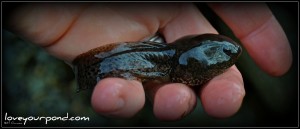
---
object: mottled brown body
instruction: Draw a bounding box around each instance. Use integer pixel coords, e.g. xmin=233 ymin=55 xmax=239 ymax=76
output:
xmin=73 ymin=34 xmax=242 ymax=91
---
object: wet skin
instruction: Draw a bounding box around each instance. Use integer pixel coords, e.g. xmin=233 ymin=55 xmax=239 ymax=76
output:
xmin=73 ymin=33 xmax=242 ymax=91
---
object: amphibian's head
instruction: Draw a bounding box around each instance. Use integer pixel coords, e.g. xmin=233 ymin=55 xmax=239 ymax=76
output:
xmin=171 ymin=34 xmax=242 ymax=86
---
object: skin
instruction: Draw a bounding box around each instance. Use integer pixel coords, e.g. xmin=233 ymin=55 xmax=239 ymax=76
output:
xmin=6 ymin=3 xmax=292 ymax=120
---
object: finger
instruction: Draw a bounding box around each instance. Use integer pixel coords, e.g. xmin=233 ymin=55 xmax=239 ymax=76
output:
xmin=144 ymin=3 xmax=219 ymax=121
xmin=161 ymin=3 xmax=218 ymax=42
xmin=208 ymin=3 xmax=292 ymax=76
xmin=143 ymin=3 xmax=216 ymax=121
xmin=43 ymin=3 xmax=181 ymax=62
xmin=91 ymin=78 xmax=145 ymax=118
xmin=200 ymin=65 xmax=245 ymax=118
xmin=145 ymin=83 xmax=197 ymax=121
xmin=8 ymin=3 xmax=180 ymax=62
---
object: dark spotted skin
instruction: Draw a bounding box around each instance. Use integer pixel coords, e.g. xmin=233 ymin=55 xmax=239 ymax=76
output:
xmin=73 ymin=34 xmax=242 ymax=91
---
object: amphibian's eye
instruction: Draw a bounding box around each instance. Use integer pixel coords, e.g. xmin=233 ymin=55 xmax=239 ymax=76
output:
xmin=223 ymin=47 xmax=234 ymax=56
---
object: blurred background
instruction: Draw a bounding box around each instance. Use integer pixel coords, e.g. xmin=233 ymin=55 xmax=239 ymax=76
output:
xmin=2 ymin=2 xmax=298 ymax=127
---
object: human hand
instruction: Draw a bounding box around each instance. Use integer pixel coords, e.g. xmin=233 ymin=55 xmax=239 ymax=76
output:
xmin=6 ymin=3 xmax=292 ymax=121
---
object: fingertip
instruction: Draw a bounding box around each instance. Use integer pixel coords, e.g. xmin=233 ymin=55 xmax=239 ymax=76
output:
xmin=200 ymin=66 xmax=245 ymax=118
xmin=241 ymin=16 xmax=293 ymax=76
xmin=91 ymin=78 xmax=145 ymax=118
xmin=91 ymin=78 xmax=125 ymax=113
xmin=208 ymin=3 xmax=293 ymax=76
xmin=201 ymin=82 xmax=245 ymax=118
xmin=153 ymin=83 xmax=196 ymax=121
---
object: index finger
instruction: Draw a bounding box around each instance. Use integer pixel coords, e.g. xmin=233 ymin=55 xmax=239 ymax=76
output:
xmin=208 ymin=3 xmax=292 ymax=76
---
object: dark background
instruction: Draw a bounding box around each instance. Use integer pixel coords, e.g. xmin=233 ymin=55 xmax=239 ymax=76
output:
xmin=2 ymin=2 xmax=298 ymax=127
